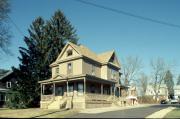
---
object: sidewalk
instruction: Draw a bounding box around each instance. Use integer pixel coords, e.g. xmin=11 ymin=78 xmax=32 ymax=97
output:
xmin=80 ymin=104 xmax=154 ymax=114
xmin=146 ymin=107 xmax=176 ymax=118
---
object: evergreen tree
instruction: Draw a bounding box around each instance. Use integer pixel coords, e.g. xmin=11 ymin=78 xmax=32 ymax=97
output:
xmin=164 ymin=70 xmax=174 ymax=99
xmin=177 ymin=75 xmax=180 ymax=85
xmin=7 ymin=10 xmax=78 ymax=108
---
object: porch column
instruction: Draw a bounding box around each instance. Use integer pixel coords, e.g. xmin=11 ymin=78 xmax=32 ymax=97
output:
xmin=66 ymin=81 xmax=69 ymax=96
xmin=119 ymin=87 xmax=120 ymax=97
xmin=40 ymin=83 xmax=42 ymax=96
xmin=84 ymin=77 xmax=86 ymax=95
xmin=110 ymin=85 xmax=112 ymax=95
xmin=42 ymin=84 xmax=45 ymax=95
xmin=53 ymin=83 xmax=55 ymax=96
xmin=101 ymin=83 xmax=103 ymax=95
xmin=113 ymin=85 xmax=116 ymax=99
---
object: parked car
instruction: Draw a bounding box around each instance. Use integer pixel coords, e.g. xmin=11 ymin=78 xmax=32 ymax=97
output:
xmin=170 ymin=99 xmax=179 ymax=104
xmin=160 ymin=99 xmax=168 ymax=104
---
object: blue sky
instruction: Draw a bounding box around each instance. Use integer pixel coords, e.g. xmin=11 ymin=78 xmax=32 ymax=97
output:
xmin=1 ymin=0 xmax=180 ymax=81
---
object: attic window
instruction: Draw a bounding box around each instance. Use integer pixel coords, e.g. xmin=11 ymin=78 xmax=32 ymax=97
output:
xmin=67 ymin=50 xmax=73 ymax=57
xmin=56 ymin=67 xmax=59 ymax=74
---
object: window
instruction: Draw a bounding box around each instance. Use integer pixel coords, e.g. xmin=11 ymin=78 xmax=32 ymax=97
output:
xmin=111 ymin=69 xmax=116 ymax=80
xmin=78 ymin=83 xmax=84 ymax=95
xmin=56 ymin=67 xmax=59 ymax=74
xmin=67 ymin=63 xmax=72 ymax=74
xmin=67 ymin=50 xmax=73 ymax=57
xmin=6 ymin=82 xmax=11 ymax=88
xmin=91 ymin=65 xmax=95 ymax=75
xmin=0 ymin=94 xmax=5 ymax=101
xmin=55 ymin=86 xmax=63 ymax=96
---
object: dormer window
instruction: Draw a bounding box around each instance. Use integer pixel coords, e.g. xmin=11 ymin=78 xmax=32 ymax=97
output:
xmin=67 ymin=50 xmax=73 ymax=57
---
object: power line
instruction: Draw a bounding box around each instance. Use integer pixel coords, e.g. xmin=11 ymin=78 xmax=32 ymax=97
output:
xmin=75 ymin=0 xmax=180 ymax=29
xmin=7 ymin=15 xmax=25 ymax=37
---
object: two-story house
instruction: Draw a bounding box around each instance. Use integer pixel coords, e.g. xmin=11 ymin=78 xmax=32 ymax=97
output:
xmin=39 ymin=42 xmax=121 ymax=109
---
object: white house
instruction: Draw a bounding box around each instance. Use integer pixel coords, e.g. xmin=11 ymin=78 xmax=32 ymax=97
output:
xmin=174 ymin=85 xmax=180 ymax=99
xmin=145 ymin=84 xmax=168 ymax=101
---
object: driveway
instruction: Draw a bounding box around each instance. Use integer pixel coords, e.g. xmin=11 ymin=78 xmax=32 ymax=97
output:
xmin=67 ymin=104 xmax=178 ymax=118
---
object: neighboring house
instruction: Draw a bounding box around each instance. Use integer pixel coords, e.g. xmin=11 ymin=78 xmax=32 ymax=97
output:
xmin=126 ymin=85 xmax=138 ymax=105
xmin=174 ymin=85 xmax=180 ymax=99
xmin=39 ymin=42 xmax=122 ymax=109
xmin=0 ymin=70 xmax=16 ymax=107
xmin=145 ymin=84 xmax=168 ymax=101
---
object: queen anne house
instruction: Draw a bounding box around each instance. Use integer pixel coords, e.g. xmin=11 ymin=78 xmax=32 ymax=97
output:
xmin=39 ymin=42 xmax=124 ymax=109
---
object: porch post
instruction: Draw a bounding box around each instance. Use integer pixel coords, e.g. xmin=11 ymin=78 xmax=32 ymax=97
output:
xmin=84 ymin=77 xmax=86 ymax=95
xmin=53 ymin=83 xmax=55 ymax=96
xmin=113 ymin=85 xmax=116 ymax=99
xmin=42 ymin=84 xmax=45 ymax=95
xmin=110 ymin=84 xmax=112 ymax=95
xmin=66 ymin=81 xmax=69 ymax=96
xmin=119 ymin=87 xmax=120 ymax=97
xmin=101 ymin=83 xmax=103 ymax=95
xmin=40 ymin=83 xmax=42 ymax=96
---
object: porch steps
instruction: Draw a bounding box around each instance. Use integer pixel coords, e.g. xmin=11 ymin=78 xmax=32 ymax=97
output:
xmin=48 ymin=100 xmax=60 ymax=109
xmin=48 ymin=97 xmax=67 ymax=109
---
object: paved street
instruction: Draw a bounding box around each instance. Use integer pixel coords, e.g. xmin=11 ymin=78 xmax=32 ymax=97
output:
xmin=67 ymin=104 xmax=179 ymax=118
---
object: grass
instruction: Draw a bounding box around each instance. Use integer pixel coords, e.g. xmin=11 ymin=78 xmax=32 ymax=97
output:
xmin=0 ymin=108 xmax=79 ymax=118
xmin=164 ymin=107 xmax=180 ymax=118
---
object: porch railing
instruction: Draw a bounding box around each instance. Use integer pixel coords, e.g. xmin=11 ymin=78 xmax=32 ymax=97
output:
xmin=41 ymin=95 xmax=55 ymax=101
xmin=85 ymin=93 xmax=113 ymax=102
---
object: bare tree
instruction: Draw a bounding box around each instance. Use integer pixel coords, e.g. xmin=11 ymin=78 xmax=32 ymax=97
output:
xmin=150 ymin=58 xmax=171 ymax=101
xmin=122 ymin=56 xmax=143 ymax=86
xmin=0 ymin=0 xmax=11 ymax=53
xmin=139 ymin=73 xmax=148 ymax=96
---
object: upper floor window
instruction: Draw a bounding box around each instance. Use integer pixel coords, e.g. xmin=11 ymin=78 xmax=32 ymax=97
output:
xmin=6 ymin=81 xmax=11 ymax=88
xmin=111 ymin=69 xmax=116 ymax=80
xmin=67 ymin=63 xmax=72 ymax=74
xmin=67 ymin=50 xmax=73 ymax=57
xmin=56 ymin=67 xmax=59 ymax=74
xmin=91 ymin=65 xmax=95 ymax=75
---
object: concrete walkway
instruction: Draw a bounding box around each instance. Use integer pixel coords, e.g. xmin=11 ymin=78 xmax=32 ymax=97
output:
xmin=80 ymin=104 xmax=154 ymax=114
xmin=146 ymin=107 xmax=176 ymax=118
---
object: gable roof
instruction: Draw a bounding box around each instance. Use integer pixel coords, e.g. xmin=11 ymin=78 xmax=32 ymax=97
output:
xmin=52 ymin=42 xmax=120 ymax=68
xmin=98 ymin=50 xmax=114 ymax=63
xmin=0 ymin=70 xmax=13 ymax=80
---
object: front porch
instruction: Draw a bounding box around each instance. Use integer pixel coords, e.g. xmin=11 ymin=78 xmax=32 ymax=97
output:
xmin=40 ymin=75 xmax=116 ymax=109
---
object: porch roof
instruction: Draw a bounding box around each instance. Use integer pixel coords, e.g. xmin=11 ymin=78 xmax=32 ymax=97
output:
xmin=38 ymin=74 xmax=116 ymax=85
xmin=0 ymin=88 xmax=8 ymax=93
xmin=86 ymin=74 xmax=116 ymax=84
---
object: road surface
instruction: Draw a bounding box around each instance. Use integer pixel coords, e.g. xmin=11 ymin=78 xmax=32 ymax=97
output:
xmin=67 ymin=104 xmax=179 ymax=118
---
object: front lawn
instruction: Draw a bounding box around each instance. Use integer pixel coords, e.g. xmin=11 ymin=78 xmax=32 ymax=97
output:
xmin=164 ymin=107 xmax=180 ymax=118
xmin=0 ymin=108 xmax=79 ymax=118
